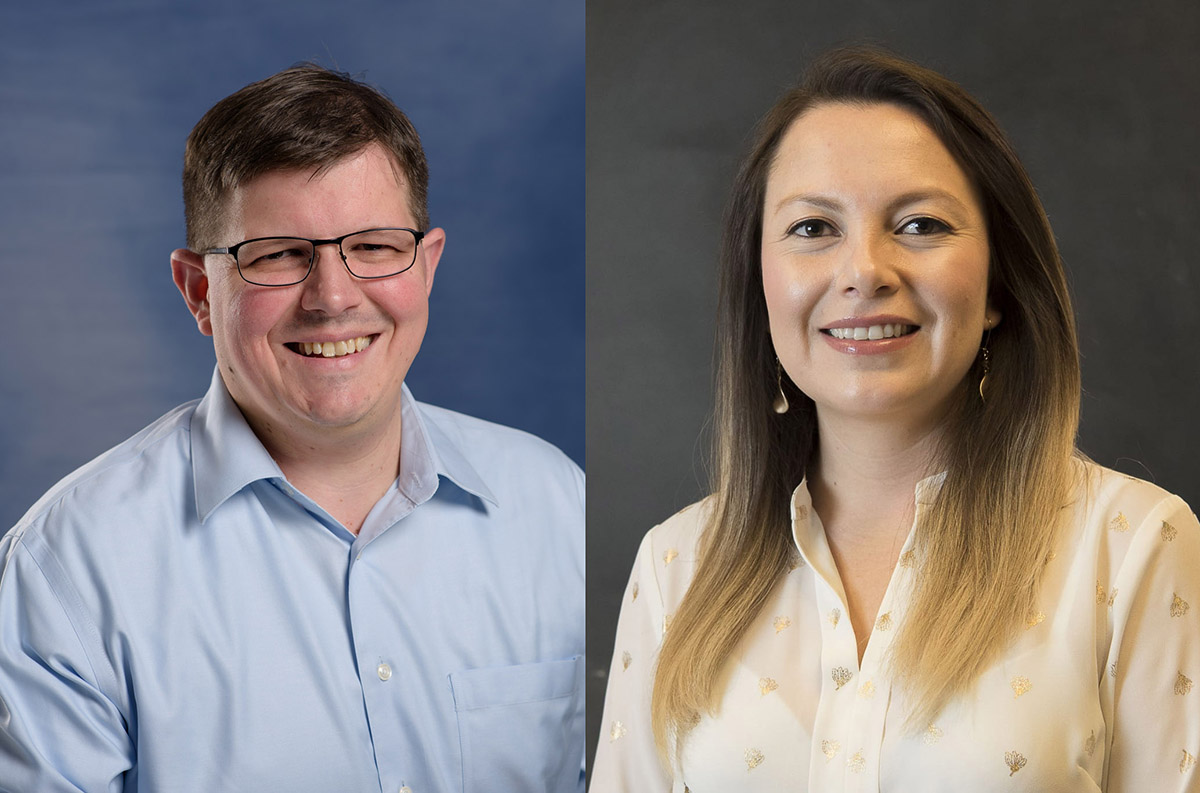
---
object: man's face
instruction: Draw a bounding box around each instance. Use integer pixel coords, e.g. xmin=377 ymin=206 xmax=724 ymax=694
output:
xmin=174 ymin=143 xmax=444 ymax=449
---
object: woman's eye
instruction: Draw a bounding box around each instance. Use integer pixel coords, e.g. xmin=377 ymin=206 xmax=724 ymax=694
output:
xmin=788 ymin=219 xmax=834 ymax=238
xmin=898 ymin=217 xmax=950 ymax=235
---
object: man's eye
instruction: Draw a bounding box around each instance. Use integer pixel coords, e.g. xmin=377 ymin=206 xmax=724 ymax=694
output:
xmin=897 ymin=217 xmax=950 ymax=235
xmin=788 ymin=219 xmax=835 ymax=238
xmin=247 ymin=248 xmax=308 ymax=267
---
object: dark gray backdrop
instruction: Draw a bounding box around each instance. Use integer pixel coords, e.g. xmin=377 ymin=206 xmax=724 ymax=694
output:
xmin=0 ymin=0 xmax=583 ymax=536
xmin=586 ymin=0 xmax=1200 ymax=775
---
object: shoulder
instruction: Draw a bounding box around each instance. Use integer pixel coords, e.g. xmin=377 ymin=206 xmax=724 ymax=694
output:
xmin=644 ymin=498 xmax=712 ymax=560
xmin=1070 ymin=458 xmax=1195 ymax=540
xmin=416 ymin=401 xmax=576 ymax=464
xmin=1065 ymin=458 xmax=1199 ymax=589
xmin=6 ymin=400 xmax=199 ymax=555
xmin=630 ymin=498 xmax=714 ymax=609
xmin=415 ymin=399 xmax=583 ymax=495
xmin=1075 ymin=458 xmax=1189 ymax=517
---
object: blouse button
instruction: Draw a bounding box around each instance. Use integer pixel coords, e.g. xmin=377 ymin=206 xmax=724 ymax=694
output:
xmin=377 ymin=662 xmax=393 ymax=681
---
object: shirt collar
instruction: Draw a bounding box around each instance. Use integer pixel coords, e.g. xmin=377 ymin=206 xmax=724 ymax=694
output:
xmin=189 ymin=370 xmax=498 ymax=523
xmin=402 ymin=384 xmax=498 ymax=507
xmin=191 ymin=368 xmax=285 ymax=522
xmin=788 ymin=471 xmax=945 ymax=581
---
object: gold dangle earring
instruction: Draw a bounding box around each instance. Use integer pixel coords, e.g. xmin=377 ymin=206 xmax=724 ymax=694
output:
xmin=978 ymin=330 xmax=992 ymax=402
xmin=773 ymin=357 xmax=790 ymax=414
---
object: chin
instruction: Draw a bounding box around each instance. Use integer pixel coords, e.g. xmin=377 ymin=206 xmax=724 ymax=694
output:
xmin=293 ymin=398 xmax=378 ymax=430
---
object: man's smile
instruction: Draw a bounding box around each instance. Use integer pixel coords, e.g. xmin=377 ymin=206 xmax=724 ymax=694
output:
xmin=285 ymin=334 xmax=376 ymax=358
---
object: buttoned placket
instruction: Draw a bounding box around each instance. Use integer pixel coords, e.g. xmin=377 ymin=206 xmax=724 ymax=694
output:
xmin=347 ymin=488 xmax=426 ymax=793
xmin=792 ymin=484 xmax=925 ymax=791
xmin=272 ymin=475 xmax=428 ymax=792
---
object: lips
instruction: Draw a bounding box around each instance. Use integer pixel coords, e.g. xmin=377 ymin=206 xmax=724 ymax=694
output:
xmin=818 ymin=316 xmax=921 ymax=354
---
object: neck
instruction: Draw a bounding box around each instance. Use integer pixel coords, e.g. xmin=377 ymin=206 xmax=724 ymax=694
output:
xmin=808 ymin=410 xmax=944 ymax=537
xmin=247 ymin=410 xmax=404 ymax=536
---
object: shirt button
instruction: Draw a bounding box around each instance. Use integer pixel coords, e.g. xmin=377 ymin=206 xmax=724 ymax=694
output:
xmin=377 ymin=663 xmax=393 ymax=681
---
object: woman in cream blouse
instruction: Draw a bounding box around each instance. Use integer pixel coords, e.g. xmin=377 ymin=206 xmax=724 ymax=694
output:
xmin=591 ymin=47 xmax=1199 ymax=791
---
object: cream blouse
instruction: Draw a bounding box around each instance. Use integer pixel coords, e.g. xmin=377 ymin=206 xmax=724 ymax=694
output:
xmin=591 ymin=462 xmax=1200 ymax=792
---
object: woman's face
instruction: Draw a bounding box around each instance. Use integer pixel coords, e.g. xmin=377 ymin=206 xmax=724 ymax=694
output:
xmin=761 ymin=101 xmax=1000 ymax=432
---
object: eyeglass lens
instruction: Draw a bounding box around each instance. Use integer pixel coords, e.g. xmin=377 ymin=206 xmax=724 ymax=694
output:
xmin=236 ymin=229 xmax=420 ymax=285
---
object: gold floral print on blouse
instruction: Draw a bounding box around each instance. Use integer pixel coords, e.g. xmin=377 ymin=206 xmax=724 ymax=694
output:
xmin=821 ymin=740 xmax=840 ymax=760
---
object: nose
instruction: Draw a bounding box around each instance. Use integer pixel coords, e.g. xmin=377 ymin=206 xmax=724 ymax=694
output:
xmin=299 ymin=243 xmax=363 ymax=315
xmin=835 ymin=234 xmax=899 ymax=298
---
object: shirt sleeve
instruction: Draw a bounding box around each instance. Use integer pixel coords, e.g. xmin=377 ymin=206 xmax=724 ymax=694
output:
xmin=589 ymin=529 xmax=676 ymax=793
xmin=0 ymin=531 xmax=133 ymax=793
xmin=1101 ymin=495 xmax=1200 ymax=791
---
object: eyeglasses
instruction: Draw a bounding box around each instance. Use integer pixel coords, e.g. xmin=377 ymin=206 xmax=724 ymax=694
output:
xmin=205 ymin=227 xmax=426 ymax=287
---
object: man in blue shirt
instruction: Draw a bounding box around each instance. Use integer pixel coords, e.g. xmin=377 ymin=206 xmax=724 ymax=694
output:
xmin=0 ymin=66 xmax=584 ymax=792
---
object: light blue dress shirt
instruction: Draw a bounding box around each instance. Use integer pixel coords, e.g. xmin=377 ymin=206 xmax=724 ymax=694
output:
xmin=0 ymin=370 xmax=584 ymax=793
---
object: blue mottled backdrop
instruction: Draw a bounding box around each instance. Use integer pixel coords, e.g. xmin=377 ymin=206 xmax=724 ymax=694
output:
xmin=0 ymin=0 xmax=583 ymax=531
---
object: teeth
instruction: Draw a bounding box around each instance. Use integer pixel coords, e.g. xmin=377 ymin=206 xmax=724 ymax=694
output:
xmin=296 ymin=336 xmax=373 ymax=358
xmin=829 ymin=325 xmax=913 ymax=340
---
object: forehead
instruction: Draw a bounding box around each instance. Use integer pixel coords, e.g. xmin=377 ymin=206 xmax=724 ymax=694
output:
xmin=765 ymin=102 xmax=980 ymax=213
xmin=225 ymin=144 xmax=414 ymax=239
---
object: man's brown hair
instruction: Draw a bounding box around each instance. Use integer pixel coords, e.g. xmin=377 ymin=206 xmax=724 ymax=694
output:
xmin=183 ymin=64 xmax=429 ymax=251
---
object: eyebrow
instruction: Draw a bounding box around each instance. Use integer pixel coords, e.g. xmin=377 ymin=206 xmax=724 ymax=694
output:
xmin=773 ymin=188 xmax=972 ymax=218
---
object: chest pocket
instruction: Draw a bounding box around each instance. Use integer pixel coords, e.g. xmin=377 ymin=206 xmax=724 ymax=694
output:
xmin=449 ymin=655 xmax=583 ymax=792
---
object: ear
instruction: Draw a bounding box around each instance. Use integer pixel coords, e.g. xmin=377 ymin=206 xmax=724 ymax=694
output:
xmin=171 ymin=249 xmax=213 ymax=337
xmin=984 ymin=304 xmax=1002 ymax=332
xmin=418 ymin=227 xmax=445 ymax=297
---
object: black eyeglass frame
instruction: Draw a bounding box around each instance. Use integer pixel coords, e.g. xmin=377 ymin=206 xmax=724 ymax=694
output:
xmin=205 ymin=227 xmax=426 ymax=287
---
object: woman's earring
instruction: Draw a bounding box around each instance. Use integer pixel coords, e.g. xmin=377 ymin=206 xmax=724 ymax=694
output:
xmin=978 ymin=341 xmax=991 ymax=402
xmin=773 ymin=358 xmax=789 ymax=414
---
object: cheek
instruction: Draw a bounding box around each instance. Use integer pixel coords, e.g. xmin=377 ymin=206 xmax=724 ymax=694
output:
xmin=937 ymin=257 xmax=991 ymax=328
xmin=209 ymin=286 xmax=289 ymax=347
xmin=377 ymin=282 xmax=430 ymax=322
xmin=761 ymin=254 xmax=815 ymax=336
